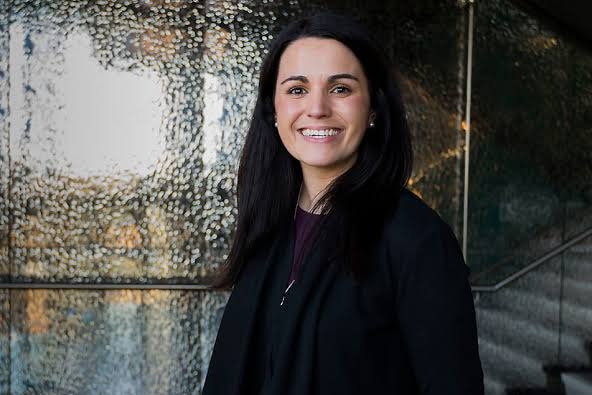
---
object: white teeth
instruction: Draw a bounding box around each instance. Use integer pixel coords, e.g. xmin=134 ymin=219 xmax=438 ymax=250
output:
xmin=300 ymin=128 xmax=341 ymax=137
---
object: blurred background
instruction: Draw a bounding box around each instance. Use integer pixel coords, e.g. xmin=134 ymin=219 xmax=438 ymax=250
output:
xmin=0 ymin=0 xmax=591 ymax=394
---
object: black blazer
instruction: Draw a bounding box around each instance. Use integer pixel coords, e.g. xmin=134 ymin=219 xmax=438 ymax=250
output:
xmin=203 ymin=189 xmax=484 ymax=395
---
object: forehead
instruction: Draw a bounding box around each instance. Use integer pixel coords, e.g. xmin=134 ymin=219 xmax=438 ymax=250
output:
xmin=277 ymin=37 xmax=365 ymax=78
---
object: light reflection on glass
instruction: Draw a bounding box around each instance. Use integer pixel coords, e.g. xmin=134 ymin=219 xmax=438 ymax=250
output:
xmin=201 ymin=73 xmax=224 ymax=168
xmin=9 ymin=22 xmax=165 ymax=179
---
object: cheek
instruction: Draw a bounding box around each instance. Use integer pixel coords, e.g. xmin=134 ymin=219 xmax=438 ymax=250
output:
xmin=274 ymin=98 xmax=296 ymax=145
xmin=350 ymin=96 xmax=371 ymax=123
xmin=274 ymin=95 xmax=303 ymax=122
xmin=335 ymin=96 xmax=370 ymax=127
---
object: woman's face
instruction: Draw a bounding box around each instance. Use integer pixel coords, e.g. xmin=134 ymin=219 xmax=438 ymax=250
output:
xmin=274 ymin=37 xmax=372 ymax=177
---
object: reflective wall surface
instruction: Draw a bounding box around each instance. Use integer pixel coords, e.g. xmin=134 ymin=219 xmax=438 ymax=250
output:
xmin=5 ymin=289 xmax=227 ymax=394
xmin=469 ymin=0 xmax=592 ymax=278
xmin=0 ymin=0 xmax=590 ymax=393
xmin=1 ymin=0 xmax=468 ymax=286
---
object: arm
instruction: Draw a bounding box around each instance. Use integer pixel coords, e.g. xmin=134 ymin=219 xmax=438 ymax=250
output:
xmin=395 ymin=221 xmax=484 ymax=395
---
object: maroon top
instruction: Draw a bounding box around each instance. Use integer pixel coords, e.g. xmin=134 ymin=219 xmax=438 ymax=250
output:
xmin=287 ymin=205 xmax=324 ymax=285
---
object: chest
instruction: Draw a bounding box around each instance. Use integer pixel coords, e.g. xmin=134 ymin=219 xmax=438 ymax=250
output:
xmin=315 ymin=252 xmax=398 ymax=349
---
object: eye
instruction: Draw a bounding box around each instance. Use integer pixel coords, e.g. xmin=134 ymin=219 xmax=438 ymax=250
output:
xmin=331 ymin=85 xmax=351 ymax=95
xmin=287 ymin=86 xmax=307 ymax=95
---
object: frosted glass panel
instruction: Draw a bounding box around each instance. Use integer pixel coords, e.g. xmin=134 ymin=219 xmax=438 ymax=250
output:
xmin=7 ymin=0 xmax=285 ymax=284
xmin=9 ymin=289 xmax=227 ymax=395
xmin=4 ymin=0 xmax=470 ymax=284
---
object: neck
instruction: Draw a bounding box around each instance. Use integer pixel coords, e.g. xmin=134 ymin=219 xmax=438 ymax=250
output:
xmin=298 ymin=175 xmax=331 ymax=214
xmin=298 ymin=159 xmax=354 ymax=213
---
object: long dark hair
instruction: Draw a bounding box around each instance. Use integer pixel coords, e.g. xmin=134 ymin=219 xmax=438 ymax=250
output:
xmin=211 ymin=13 xmax=412 ymax=289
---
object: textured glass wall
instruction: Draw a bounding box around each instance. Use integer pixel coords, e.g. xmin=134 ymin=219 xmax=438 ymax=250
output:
xmin=3 ymin=0 xmax=589 ymax=393
xmin=468 ymin=0 xmax=592 ymax=280
xmin=1 ymin=0 xmax=10 ymax=282
xmin=8 ymin=289 xmax=227 ymax=394
xmin=7 ymin=0 xmax=263 ymax=284
xmin=0 ymin=0 xmax=469 ymax=282
xmin=469 ymin=2 xmax=592 ymax=393
xmin=0 ymin=0 xmax=470 ymax=393
xmin=393 ymin=1 xmax=468 ymax=233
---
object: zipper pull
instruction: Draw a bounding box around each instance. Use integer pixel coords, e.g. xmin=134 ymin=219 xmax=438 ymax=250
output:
xmin=280 ymin=279 xmax=295 ymax=306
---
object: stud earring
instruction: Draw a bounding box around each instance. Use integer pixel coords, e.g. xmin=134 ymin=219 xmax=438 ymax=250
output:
xmin=274 ymin=121 xmax=278 ymax=128
xmin=369 ymin=121 xmax=375 ymax=128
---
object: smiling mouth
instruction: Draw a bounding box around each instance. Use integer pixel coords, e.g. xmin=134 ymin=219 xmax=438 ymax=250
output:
xmin=298 ymin=128 xmax=343 ymax=138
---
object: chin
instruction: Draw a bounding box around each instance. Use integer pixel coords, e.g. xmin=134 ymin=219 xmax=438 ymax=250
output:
xmin=300 ymin=157 xmax=352 ymax=172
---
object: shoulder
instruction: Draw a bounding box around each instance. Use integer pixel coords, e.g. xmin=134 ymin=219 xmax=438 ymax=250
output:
xmin=379 ymin=188 xmax=468 ymax=289
xmin=377 ymin=188 xmax=464 ymax=270
xmin=383 ymin=188 xmax=451 ymax=241
xmin=381 ymin=189 xmax=467 ymax=276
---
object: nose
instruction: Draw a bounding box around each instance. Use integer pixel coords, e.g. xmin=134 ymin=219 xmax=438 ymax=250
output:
xmin=306 ymin=90 xmax=331 ymax=118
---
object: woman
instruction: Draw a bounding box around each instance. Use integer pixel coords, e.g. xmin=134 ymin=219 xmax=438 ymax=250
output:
xmin=203 ymin=13 xmax=484 ymax=395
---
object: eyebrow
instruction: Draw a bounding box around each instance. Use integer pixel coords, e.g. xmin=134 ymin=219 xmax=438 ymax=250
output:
xmin=280 ymin=73 xmax=359 ymax=85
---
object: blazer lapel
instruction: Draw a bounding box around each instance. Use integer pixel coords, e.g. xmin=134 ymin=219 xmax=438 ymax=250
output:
xmin=202 ymin=224 xmax=293 ymax=395
xmin=267 ymin=218 xmax=341 ymax=395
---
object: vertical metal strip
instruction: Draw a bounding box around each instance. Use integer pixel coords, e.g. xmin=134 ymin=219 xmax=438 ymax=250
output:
xmin=463 ymin=0 xmax=474 ymax=260
xmin=557 ymin=201 xmax=567 ymax=364
xmin=5 ymin=0 xmax=12 ymax=391
xmin=453 ymin=1 xmax=467 ymax=240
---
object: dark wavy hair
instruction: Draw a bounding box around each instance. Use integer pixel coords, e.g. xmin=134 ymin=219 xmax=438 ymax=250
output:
xmin=211 ymin=13 xmax=412 ymax=289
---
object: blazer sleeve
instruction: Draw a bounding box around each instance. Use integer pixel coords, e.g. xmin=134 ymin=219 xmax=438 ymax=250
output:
xmin=395 ymin=220 xmax=484 ymax=395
